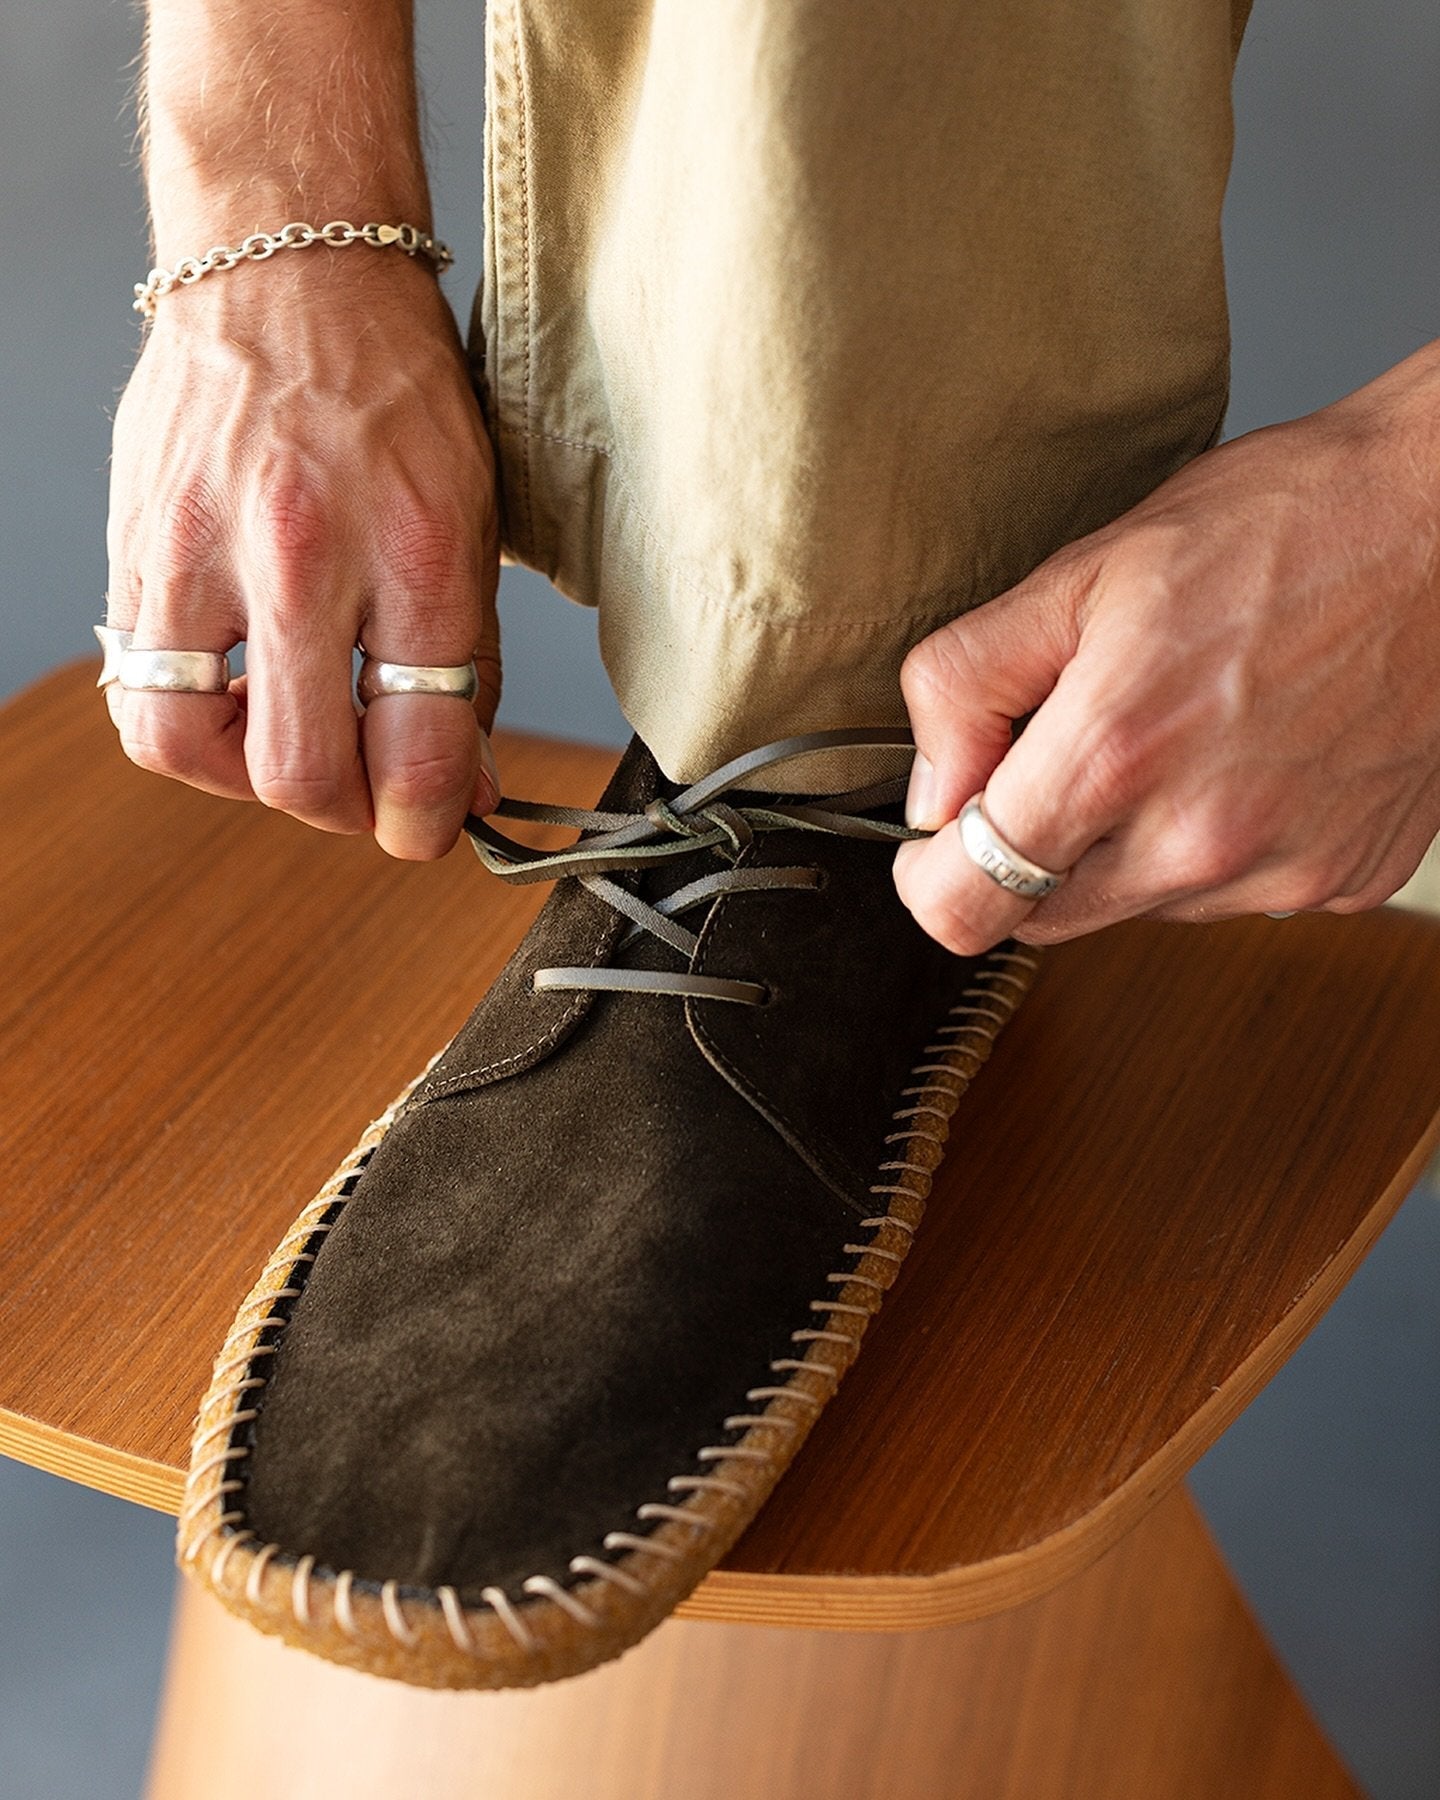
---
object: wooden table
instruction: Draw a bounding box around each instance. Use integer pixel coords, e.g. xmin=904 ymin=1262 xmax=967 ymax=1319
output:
xmin=4 ymin=661 xmax=1437 ymax=1799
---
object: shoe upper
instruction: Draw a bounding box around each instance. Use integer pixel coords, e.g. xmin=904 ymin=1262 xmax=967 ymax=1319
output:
xmin=240 ymin=735 xmax=984 ymax=1600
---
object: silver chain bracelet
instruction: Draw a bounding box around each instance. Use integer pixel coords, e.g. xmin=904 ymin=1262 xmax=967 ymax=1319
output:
xmin=132 ymin=218 xmax=454 ymax=321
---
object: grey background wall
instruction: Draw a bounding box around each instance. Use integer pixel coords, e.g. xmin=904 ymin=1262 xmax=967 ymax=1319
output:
xmin=1 ymin=2 xmax=1437 ymax=1795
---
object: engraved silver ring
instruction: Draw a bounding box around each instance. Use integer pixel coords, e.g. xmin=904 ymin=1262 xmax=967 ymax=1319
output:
xmin=956 ymin=793 xmax=1070 ymax=902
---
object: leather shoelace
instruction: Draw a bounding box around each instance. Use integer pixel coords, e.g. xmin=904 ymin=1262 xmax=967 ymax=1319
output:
xmin=461 ymin=728 xmax=926 ymax=1006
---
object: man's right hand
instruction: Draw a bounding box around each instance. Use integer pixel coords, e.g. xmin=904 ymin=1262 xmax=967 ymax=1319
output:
xmin=113 ymin=0 xmax=499 ymax=860
xmin=106 ymin=249 xmax=502 ymax=861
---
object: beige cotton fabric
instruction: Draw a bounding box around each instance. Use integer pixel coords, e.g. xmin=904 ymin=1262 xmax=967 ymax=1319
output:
xmin=468 ymin=0 xmax=1255 ymax=784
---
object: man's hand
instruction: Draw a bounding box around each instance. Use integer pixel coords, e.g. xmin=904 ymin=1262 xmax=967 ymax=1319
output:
xmin=107 ymin=0 xmax=500 ymax=861
xmin=894 ymin=340 xmax=1440 ymax=952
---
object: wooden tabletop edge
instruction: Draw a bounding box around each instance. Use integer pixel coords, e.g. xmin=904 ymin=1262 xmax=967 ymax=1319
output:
xmin=680 ymin=1116 xmax=1440 ymax=1628
xmin=0 ymin=1408 xmax=183 ymax=1516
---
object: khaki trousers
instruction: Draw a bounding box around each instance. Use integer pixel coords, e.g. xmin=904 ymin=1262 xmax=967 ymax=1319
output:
xmin=468 ymin=0 xmax=1254 ymax=784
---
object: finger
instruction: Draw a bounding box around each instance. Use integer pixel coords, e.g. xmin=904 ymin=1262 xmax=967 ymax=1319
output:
xmin=1019 ymin=764 xmax=1439 ymax=939
xmin=467 ymin=600 xmax=504 ymax=816
xmin=1134 ymin=794 xmax=1440 ymax=926
xmin=361 ymin=502 xmax=498 ymax=858
xmin=238 ymin=485 xmax=373 ymax=835
xmin=362 ymin=692 xmax=493 ymax=858
xmin=101 ymin=570 xmax=141 ymax=734
xmin=899 ymin=550 xmax=1092 ymax=832
xmin=895 ymin=644 xmax=1134 ymax=955
xmin=893 ymin=820 xmax=1045 ymax=956
xmin=1015 ymin=790 xmax=1351 ymax=942
xmin=470 ymin=587 xmax=503 ymax=740
xmin=111 ymin=579 xmax=255 ymax=802
xmin=1009 ymin=819 xmax=1222 ymax=942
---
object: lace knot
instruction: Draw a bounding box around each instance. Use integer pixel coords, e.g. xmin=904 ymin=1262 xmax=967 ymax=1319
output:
xmin=462 ymin=728 xmax=923 ymax=1006
xmin=643 ymin=798 xmax=712 ymax=841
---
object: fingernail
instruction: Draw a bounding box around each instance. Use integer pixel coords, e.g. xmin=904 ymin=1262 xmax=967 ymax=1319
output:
xmin=905 ymin=753 xmax=941 ymax=829
xmin=474 ymin=731 xmax=501 ymax=813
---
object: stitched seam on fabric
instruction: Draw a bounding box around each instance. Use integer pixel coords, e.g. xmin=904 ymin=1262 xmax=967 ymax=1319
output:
xmin=504 ymin=421 xmax=615 ymax=458
xmin=686 ymin=874 xmax=870 ymax=1213
xmin=500 ymin=421 xmax=986 ymax=636
xmin=175 ymin=949 xmax=1039 ymax=1667
xmin=418 ymin=909 xmax=616 ymax=1099
xmin=510 ymin=0 xmax=535 ymax=557
xmin=417 ymin=1004 xmax=583 ymax=1098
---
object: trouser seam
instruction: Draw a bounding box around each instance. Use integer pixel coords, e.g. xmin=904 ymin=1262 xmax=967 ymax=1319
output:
xmin=501 ymin=421 xmax=977 ymax=636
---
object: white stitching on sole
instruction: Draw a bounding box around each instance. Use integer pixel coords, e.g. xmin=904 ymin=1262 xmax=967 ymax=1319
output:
xmin=176 ymin=945 xmax=1039 ymax=1663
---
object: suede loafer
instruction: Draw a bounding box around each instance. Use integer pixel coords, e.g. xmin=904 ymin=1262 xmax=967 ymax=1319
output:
xmin=177 ymin=729 xmax=1038 ymax=1688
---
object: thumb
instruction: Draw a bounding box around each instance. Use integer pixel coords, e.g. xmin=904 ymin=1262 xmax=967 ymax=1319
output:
xmin=900 ymin=555 xmax=1088 ymax=829
xmin=471 ymin=727 xmax=502 ymax=816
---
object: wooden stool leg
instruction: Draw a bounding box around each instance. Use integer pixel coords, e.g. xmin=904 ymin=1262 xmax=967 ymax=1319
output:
xmin=145 ymin=1484 xmax=1360 ymax=1800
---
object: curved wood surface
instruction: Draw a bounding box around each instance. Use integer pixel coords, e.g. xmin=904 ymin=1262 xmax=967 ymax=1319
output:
xmin=2 ymin=660 xmax=1438 ymax=1628
xmin=147 ymin=1487 xmax=1360 ymax=1800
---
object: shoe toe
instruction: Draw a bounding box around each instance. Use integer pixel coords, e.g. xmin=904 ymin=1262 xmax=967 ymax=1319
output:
xmin=185 ymin=1003 xmax=877 ymax=1685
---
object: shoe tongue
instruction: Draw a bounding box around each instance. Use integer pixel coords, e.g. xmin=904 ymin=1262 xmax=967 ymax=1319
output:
xmin=592 ymin=734 xmax=669 ymax=814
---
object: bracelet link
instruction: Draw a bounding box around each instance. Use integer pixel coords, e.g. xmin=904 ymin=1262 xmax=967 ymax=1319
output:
xmin=131 ymin=217 xmax=454 ymax=320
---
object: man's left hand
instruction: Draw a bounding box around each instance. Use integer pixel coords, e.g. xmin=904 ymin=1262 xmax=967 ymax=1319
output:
xmin=893 ymin=341 xmax=1440 ymax=954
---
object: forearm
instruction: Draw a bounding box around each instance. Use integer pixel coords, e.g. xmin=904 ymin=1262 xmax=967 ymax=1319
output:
xmin=139 ymin=0 xmax=432 ymax=263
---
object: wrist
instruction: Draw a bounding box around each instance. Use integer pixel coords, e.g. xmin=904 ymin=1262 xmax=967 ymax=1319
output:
xmin=147 ymin=180 xmax=435 ymax=271
xmin=141 ymin=227 xmax=455 ymax=335
xmin=1323 ymin=336 xmax=1440 ymax=455
xmin=140 ymin=1 xmax=430 ymax=265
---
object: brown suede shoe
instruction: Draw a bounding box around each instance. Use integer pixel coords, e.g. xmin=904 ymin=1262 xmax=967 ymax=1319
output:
xmin=176 ymin=729 xmax=1038 ymax=1688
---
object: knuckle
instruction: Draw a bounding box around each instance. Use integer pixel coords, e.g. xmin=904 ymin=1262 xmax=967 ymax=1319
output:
xmin=1168 ymin=825 xmax=1254 ymax=892
xmin=1323 ymin=872 xmax=1393 ymax=915
xmin=381 ymin=748 xmax=467 ymax=812
xmin=1272 ymin=861 xmax=1347 ymax=913
xmin=900 ymin=624 xmax=978 ymax=715
xmin=117 ymin=731 xmax=169 ymax=779
xmin=1102 ymin=528 xmax=1188 ymax=606
xmin=932 ymin=920 xmax=996 ymax=958
xmin=891 ymin=854 xmax=993 ymax=957
xmin=1162 ymin=787 xmax=1293 ymax=894
xmin=1068 ymin=712 xmax=1153 ymax=819
xmin=249 ymin=760 xmax=345 ymax=816
xmin=118 ymin=715 xmax=201 ymax=782
xmin=150 ymin=479 xmax=225 ymax=579
xmin=254 ymin=473 xmax=332 ymax=576
xmin=377 ymin=824 xmax=457 ymax=864
xmin=377 ymin=499 xmax=470 ymax=597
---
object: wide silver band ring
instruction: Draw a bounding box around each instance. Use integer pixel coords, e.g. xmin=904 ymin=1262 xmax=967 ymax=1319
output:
xmin=97 ymin=628 xmax=233 ymax=695
xmin=356 ymin=655 xmax=479 ymax=708
xmin=956 ymin=794 xmax=1069 ymax=901
xmin=94 ymin=625 xmax=132 ymax=687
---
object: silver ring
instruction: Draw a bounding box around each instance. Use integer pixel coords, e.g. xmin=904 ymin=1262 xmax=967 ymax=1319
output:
xmin=94 ymin=624 xmax=132 ymax=688
xmin=117 ymin=647 xmax=232 ymax=694
xmin=99 ymin=624 xmax=232 ymax=696
xmin=956 ymin=794 xmax=1069 ymax=901
xmin=356 ymin=655 xmax=479 ymax=708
